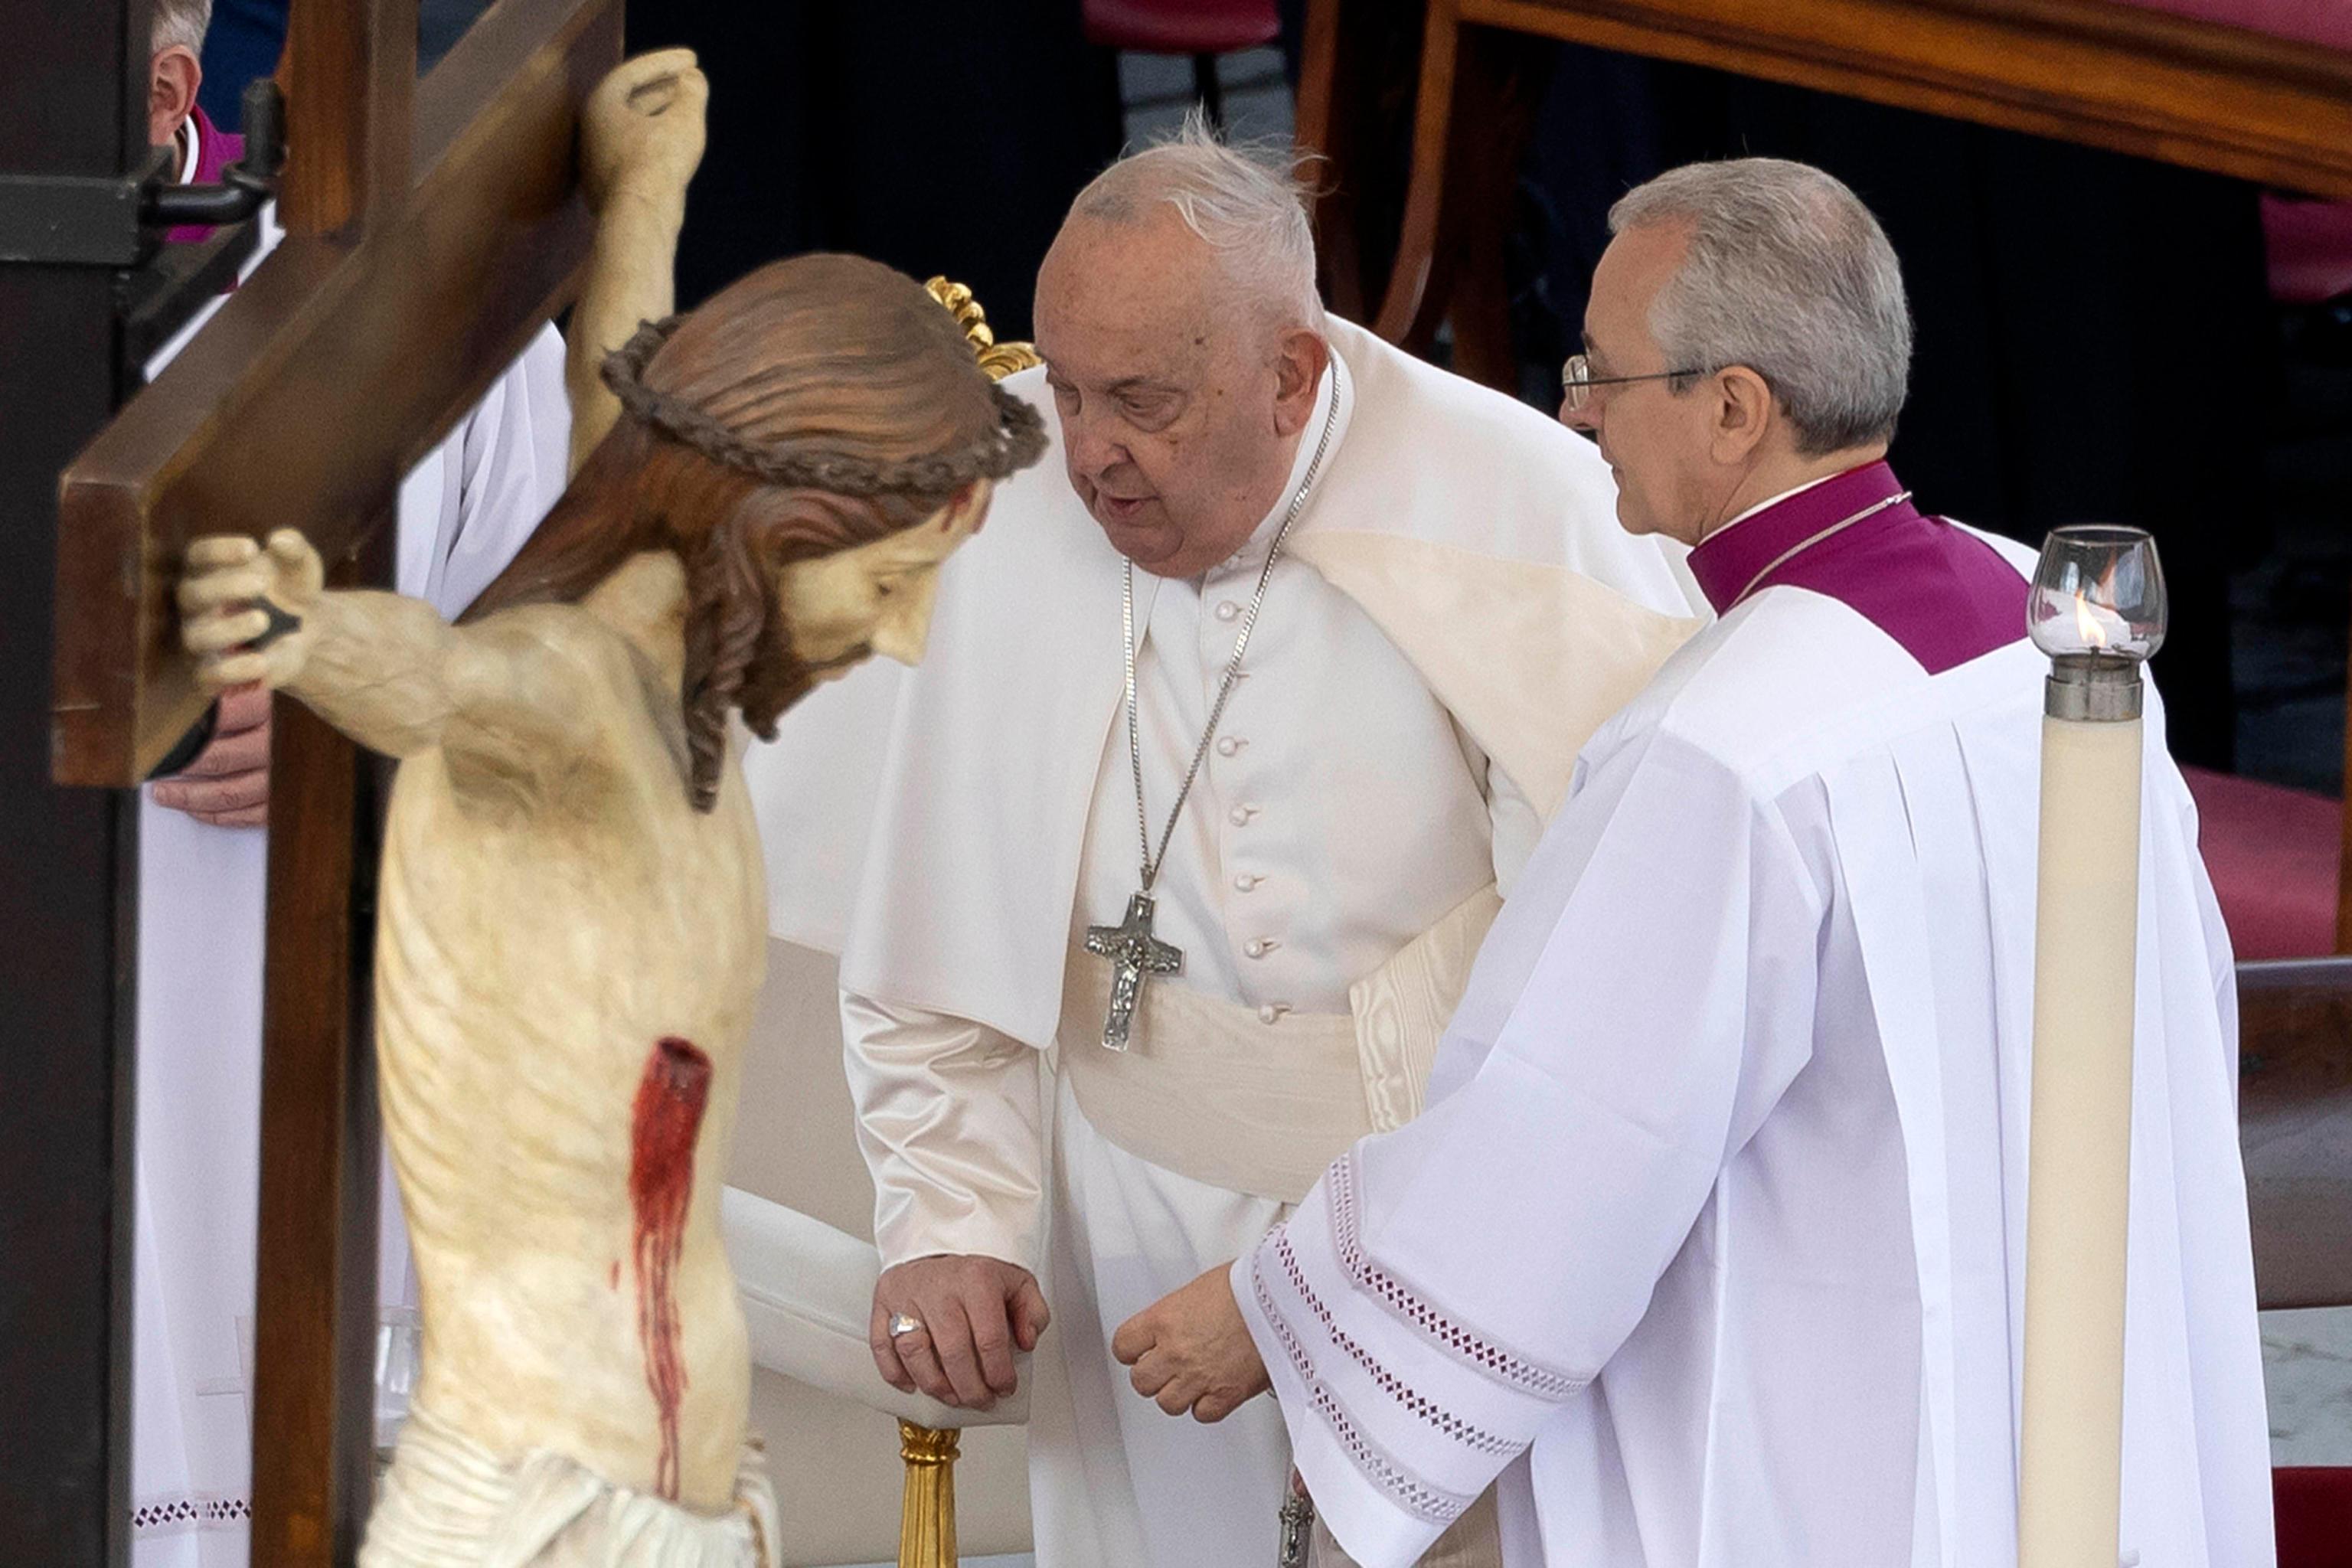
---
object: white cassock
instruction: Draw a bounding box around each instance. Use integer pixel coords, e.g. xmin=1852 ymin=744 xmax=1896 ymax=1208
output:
xmin=1236 ymin=521 xmax=2274 ymax=1566
xmin=128 ymin=203 xmax=570 ymax=1567
xmin=747 ymin=317 xmax=1707 ymax=1566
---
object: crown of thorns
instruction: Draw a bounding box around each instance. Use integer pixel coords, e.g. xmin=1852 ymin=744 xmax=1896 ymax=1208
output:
xmin=600 ymin=315 xmax=1047 ymax=498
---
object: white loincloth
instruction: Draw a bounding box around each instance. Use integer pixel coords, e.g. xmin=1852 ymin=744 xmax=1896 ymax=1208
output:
xmin=361 ymin=1403 xmax=779 ymax=1568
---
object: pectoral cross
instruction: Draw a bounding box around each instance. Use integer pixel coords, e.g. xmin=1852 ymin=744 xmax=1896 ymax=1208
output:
xmin=1083 ymin=890 xmax=1182 ymax=1052
xmin=1278 ymin=1492 xmax=1315 ymax=1566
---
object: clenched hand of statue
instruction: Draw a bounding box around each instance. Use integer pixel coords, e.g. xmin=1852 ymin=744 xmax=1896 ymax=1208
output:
xmin=173 ymin=253 xmax=1045 ymax=1567
xmin=567 ymin=46 xmax=707 ymax=472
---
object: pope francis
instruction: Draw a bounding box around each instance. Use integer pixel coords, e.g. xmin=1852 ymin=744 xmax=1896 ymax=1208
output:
xmin=748 ymin=118 xmax=1705 ymax=1566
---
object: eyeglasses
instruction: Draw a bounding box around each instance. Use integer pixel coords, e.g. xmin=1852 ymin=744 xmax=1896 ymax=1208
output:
xmin=1560 ymin=353 xmax=1710 ymax=413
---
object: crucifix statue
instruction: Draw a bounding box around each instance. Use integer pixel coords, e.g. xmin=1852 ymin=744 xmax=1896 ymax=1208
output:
xmin=40 ymin=1 xmax=1028 ymax=1560
xmin=49 ymin=5 xmax=632 ymax=1561
xmin=176 ymin=253 xmax=1045 ymax=1558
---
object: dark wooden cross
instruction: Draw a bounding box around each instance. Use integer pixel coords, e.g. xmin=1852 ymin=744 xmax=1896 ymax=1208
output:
xmin=1084 ymin=890 xmax=1184 ymax=1052
xmin=42 ymin=1 xmax=619 ymax=1560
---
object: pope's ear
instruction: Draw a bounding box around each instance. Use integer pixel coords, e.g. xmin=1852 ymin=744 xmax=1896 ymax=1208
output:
xmin=1710 ymin=365 xmax=1776 ymax=465
xmin=1271 ymin=328 xmax=1329 ymax=435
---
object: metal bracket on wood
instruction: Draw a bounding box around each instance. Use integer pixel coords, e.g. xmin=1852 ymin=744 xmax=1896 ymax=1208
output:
xmin=0 ymin=80 xmax=286 ymax=267
xmin=0 ymin=152 xmax=167 ymax=266
xmin=145 ymin=80 xmax=288 ymax=231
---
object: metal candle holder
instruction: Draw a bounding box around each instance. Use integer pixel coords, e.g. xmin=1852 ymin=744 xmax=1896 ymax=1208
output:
xmin=2029 ymin=523 xmax=2167 ymax=717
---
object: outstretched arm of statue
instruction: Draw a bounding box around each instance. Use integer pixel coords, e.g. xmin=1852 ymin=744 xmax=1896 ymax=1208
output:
xmin=180 ymin=531 xmax=603 ymax=769
xmin=567 ymin=49 xmax=707 ymax=475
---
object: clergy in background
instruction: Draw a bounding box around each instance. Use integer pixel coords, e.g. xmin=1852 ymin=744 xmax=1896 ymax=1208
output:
xmin=753 ymin=117 xmax=1704 ymax=1565
xmin=1114 ymin=158 xmax=2274 ymax=1567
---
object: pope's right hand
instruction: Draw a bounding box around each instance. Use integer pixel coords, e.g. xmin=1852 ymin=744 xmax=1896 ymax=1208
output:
xmin=870 ymin=1254 xmax=1050 ymax=1412
xmin=179 ymin=530 xmax=324 ymax=695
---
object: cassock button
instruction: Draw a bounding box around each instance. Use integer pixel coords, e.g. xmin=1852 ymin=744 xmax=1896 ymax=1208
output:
xmin=1245 ymin=938 xmax=1279 ymax=959
xmin=1258 ymin=1004 xmax=1289 ymax=1024
xmin=1217 ymin=737 xmax=1244 ymax=757
xmin=1233 ymin=873 xmax=1260 ymax=892
xmin=1230 ymin=804 xmax=1257 ymax=826
xmin=1214 ymin=600 xmax=1240 ymax=622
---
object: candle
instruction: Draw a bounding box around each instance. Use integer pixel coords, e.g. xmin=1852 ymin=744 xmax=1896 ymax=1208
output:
xmin=2017 ymin=525 xmax=2167 ymax=1568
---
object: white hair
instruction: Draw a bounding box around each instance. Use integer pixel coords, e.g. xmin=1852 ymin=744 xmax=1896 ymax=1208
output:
xmin=1067 ymin=108 xmax=1323 ymax=328
xmin=1609 ymin=158 xmax=1913 ymax=456
xmin=152 ymin=0 xmax=213 ymax=57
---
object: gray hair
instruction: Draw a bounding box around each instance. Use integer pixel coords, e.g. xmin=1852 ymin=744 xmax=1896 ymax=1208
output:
xmin=152 ymin=0 xmax=213 ymax=56
xmin=1609 ymin=158 xmax=1912 ymax=456
xmin=1067 ymin=108 xmax=1323 ymax=328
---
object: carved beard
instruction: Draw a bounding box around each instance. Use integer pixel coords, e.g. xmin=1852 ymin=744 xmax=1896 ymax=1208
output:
xmin=733 ymin=585 xmax=871 ymax=742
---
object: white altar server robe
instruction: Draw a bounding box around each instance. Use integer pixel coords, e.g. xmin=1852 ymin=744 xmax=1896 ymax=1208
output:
xmin=1241 ymin=578 xmax=2273 ymax=1568
xmin=129 ymin=206 xmax=569 ymax=1565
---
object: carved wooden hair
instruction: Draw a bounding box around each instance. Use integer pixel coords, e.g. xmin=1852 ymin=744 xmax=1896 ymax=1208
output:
xmin=466 ymin=253 xmax=1044 ymax=808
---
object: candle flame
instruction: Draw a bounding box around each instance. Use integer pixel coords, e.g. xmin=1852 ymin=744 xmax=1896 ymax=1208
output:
xmin=2073 ymin=590 xmax=2108 ymax=650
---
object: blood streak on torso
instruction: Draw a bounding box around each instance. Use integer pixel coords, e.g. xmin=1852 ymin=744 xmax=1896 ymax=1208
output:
xmin=629 ymin=1035 xmax=713 ymax=1499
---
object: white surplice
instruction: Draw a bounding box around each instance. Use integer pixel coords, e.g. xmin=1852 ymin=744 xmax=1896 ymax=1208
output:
xmin=129 ymin=204 xmax=570 ymax=1565
xmin=1238 ymin=554 xmax=2274 ymax=1568
xmin=766 ymin=320 xmax=1704 ymax=1566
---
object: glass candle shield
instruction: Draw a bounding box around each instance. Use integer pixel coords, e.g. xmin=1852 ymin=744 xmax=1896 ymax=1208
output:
xmin=2028 ymin=525 xmax=2167 ymax=662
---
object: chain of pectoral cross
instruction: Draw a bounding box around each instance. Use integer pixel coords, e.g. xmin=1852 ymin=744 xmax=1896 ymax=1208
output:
xmin=1083 ymin=375 xmax=1342 ymax=1052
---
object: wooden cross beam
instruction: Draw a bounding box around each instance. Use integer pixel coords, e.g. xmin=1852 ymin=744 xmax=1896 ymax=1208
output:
xmin=49 ymin=2 xmax=619 ymax=1562
xmin=54 ymin=0 xmax=619 ymax=786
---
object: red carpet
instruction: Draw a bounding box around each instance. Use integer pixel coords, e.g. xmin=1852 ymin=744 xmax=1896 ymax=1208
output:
xmin=2181 ymin=766 xmax=2342 ymax=961
xmin=2278 ymin=1466 xmax=2352 ymax=1568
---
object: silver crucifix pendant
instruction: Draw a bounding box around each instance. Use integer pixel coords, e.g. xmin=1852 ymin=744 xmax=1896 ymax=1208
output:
xmin=1277 ymin=1492 xmax=1315 ymax=1566
xmin=1083 ymin=890 xmax=1182 ymax=1052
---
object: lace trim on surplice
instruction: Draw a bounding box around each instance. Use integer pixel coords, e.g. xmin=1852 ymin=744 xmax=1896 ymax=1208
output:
xmin=1328 ymin=1149 xmax=1585 ymax=1401
xmin=1252 ymin=1253 xmax=1476 ymax=1527
xmin=131 ymin=1491 xmax=252 ymax=1537
xmin=1272 ymin=1230 xmax=1516 ymax=1459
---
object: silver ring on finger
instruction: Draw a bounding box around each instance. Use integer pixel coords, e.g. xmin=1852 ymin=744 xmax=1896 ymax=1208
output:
xmin=887 ymin=1312 xmax=926 ymax=1339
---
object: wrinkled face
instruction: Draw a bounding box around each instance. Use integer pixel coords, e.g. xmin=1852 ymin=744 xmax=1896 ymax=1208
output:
xmin=776 ymin=479 xmax=992 ymax=681
xmin=1034 ymin=210 xmax=1315 ymax=580
xmin=1563 ymin=222 xmax=1727 ymax=545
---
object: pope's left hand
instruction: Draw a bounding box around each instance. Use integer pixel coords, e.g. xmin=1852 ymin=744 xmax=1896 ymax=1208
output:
xmin=1112 ymin=1263 xmax=1269 ymax=1423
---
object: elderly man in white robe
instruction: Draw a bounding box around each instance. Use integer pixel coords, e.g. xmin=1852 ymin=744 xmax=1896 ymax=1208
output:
xmin=754 ymin=119 xmax=1704 ymax=1566
xmin=1113 ymin=157 xmax=2275 ymax=1568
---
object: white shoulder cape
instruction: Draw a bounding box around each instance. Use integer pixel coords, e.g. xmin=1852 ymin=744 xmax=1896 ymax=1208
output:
xmin=747 ymin=317 xmax=1702 ymax=1050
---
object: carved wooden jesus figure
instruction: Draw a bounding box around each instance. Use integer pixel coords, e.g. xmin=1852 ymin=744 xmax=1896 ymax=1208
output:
xmin=176 ymin=254 xmax=1046 ymax=1563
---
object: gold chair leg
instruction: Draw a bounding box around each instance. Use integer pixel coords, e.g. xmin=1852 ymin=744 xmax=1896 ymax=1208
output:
xmin=897 ymin=1420 xmax=961 ymax=1568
